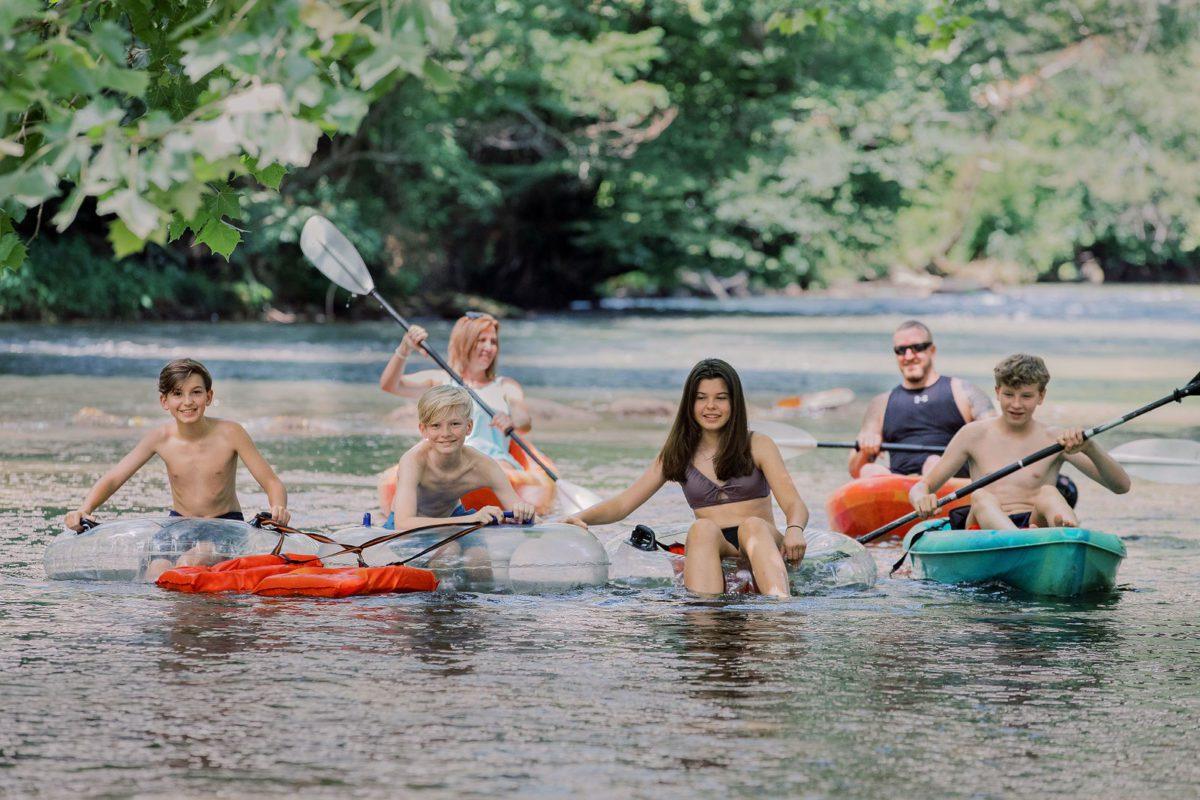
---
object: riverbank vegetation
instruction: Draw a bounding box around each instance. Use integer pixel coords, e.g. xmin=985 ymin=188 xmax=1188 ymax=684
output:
xmin=3 ymin=1 xmax=1199 ymax=320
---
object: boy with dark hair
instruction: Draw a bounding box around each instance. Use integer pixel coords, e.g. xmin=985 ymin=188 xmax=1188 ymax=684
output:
xmin=909 ymin=353 xmax=1130 ymax=530
xmin=64 ymin=358 xmax=289 ymax=530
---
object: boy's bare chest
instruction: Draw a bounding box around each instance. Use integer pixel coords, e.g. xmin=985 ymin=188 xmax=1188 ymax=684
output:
xmin=974 ymin=428 xmax=1061 ymax=481
xmin=159 ymin=439 xmax=237 ymax=479
xmin=420 ymin=461 xmax=479 ymax=491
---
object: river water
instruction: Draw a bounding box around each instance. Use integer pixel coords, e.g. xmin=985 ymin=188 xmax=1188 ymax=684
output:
xmin=2 ymin=285 xmax=1199 ymax=798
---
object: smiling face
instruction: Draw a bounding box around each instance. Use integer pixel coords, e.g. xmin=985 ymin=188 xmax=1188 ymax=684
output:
xmin=995 ymin=382 xmax=1044 ymax=427
xmin=159 ymin=373 xmax=213 ymax=424
xmin=418 ymin=410 xmax=473 ymax=454
xmin=892 ymin=327 xmax=936 ymax=386
xmin=692 ymin=377 xmax=732 ymax=433
xmin=468 ymin=327 xmax=499 ymax=373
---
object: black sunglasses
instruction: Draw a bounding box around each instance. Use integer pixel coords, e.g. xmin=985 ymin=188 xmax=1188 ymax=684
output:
xmin=894 ymin=341 xmax=933 ymax=356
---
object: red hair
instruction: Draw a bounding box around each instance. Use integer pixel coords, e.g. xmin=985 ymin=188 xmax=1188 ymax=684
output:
xmin=447 ymin=313 xmax=500 ymax=380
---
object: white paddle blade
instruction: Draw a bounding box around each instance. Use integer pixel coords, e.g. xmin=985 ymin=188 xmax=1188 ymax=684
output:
xmin=1111 ymin=438 xmax=1200 ymax=485
xmin=300 ymin=215 xmax=375 ymax=296
xmin=749 ymin=419 xmax=818 ymax=460
xmin=557 ymin=480 xmax=604 ymax=513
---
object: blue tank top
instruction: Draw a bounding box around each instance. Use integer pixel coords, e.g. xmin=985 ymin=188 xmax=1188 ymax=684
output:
xmin=881 ymin=375 xmax=966 ymax=475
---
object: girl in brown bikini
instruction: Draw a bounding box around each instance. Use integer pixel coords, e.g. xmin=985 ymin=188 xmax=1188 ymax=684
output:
xmin=565 ymin=359 xmax=809 ymax=597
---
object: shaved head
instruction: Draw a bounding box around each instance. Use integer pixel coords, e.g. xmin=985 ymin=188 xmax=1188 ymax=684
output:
xmin=895 ymin=319 xmax=932 ymax=340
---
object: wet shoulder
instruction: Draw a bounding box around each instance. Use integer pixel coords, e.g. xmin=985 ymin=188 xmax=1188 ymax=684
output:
xmin=143 ymin=422 xmax=173 ymax=448
xmin=749 ymin=431 xmax=779 ymax=459
xmin=463 ymin=445 xmax=497 ymax=470
xmin=956 ymin=418 xmax=992 ymax=443
xmin=399 ymin=440 xmax=432 ymax=467
xmin=210 ymin=417 xmax=244 ymax=436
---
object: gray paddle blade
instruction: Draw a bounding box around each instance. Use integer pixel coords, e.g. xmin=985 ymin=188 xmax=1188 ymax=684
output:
xmin=749 ymin=419 xmax=817 ymax=460
xmin=556 ymin=479 xmax=604 ymax=513
xmin=1111 ymin=438 xmax=1200 ymax=485
xmin=300 ymin=215 xmax=374 ymax=296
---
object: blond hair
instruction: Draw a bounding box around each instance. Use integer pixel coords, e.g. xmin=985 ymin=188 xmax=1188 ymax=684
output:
xmin=447 ymin=313 xmax=499 ymax=380
xmin=417 ymin=384 xmax=473 ymax=425
xmin=994 ymin=353 xmax=1050 ymax=391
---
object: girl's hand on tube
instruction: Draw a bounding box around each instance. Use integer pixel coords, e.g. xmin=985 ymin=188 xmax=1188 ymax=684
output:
xmin=781 ymin=530 xmax=806 ymax=563
xmin=64 ymin=509 xmax=95 ymax=532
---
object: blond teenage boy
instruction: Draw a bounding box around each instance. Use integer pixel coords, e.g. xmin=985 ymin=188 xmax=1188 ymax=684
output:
xmin=64 ymin=359 xmax=289 ymax=531
xmin=386 ymin=385 xmax=535 ymax=531
xmin=909 ymin=354 xmax=1130 ymax=530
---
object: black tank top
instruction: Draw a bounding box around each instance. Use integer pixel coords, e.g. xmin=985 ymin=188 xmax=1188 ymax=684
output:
xmin=881 ymin=375 xmax=966 ymax=475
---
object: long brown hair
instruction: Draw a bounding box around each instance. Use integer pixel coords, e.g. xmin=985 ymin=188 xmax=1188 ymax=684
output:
xmin=659 ymin=358 xmax=754 ymax=483
xmin=447 ymin=313 xmax=500 ymax=380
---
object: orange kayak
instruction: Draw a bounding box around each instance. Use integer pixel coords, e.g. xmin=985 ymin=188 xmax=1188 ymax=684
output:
xmin=378 ymin=438 xmax=558 ymax=517
xmin=826 ymin=474 xmax=970 ymax=541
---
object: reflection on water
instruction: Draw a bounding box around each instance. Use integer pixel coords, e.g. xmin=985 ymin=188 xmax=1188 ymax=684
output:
xmin=2 ymin=298 xmax=1199 ymax=797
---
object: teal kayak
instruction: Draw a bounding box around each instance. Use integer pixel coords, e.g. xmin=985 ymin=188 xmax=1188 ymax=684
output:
xmin=902 ymin=520 xmax=1127 ymax=597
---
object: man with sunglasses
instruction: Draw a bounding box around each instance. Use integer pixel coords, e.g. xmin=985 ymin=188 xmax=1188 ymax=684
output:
xmin=850 ymin=320 xmax=995 ymax=478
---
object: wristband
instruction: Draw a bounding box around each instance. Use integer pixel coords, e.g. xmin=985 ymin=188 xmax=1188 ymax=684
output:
xmin=786 ymin=524 xmax=805 ymax=532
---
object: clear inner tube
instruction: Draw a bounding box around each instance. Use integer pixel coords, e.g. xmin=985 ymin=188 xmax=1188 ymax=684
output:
xmin=319 ymin=522 xmax=611 ymax=594
xmin=43 ymin=518 xmax=320 ymax=582
xmin=605 ymin=525 xmax=878 ymax=593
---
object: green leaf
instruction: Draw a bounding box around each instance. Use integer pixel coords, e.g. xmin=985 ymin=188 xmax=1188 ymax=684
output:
xmin=43 ymin=40 xmax=99 ymax=96
xmin=107 ymin=218 xmax=145 ymax=259
xmin=196 ymin=217 xmax=241 ymax=259
xmin=51 ymin=187 xmax=86 ymax=231
xmin=96 ymin=189 xmax=162 ymax=239
xmin=168 ymin=182 xmax=206 ymax=220
xmin=0 ymin=0 xmax=41 ymax=32
xmin=95 ymin=64 xmax=150 ymax=97
xmin=166 ymin=215 xmax=190 ymax=243
xmin=254 ymin=163 xmax=287 ymax=190
xmin=88 ymin=20 xmax=129 ymax=65
xmin=422 ymin=60 xmax=457 ymax=92
xmin=355 ymin=35 xmax=427 ymax=90
xmin=0 ymin=166 xmax=60 ymax=207
xmin=322 ymin=88 xmax=371 ymax=131
xmin=206 ymin=183 xmax=242 ymax=219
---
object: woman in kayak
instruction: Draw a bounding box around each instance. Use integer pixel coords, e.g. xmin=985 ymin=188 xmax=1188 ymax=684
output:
xmin=565 ymin=358 xmax=809 ymax=597
xmin=380 ymin=312 xmax=531 ymax=469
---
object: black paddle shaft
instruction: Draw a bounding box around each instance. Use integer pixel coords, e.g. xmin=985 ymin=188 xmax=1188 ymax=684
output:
xmin=817 ymin=441 xmax=945 ymax=453
xmin=370 ymin=290 xmax=559 ymax=481
xmin=857 ymin=371 xmax=1200 ymax=544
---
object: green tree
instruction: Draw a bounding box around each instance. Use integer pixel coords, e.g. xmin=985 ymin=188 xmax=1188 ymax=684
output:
xmin=0 ymin=0 xmax=455 ymax=270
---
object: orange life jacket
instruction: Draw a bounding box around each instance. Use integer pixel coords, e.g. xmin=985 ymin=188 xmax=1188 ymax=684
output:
xmin=156 ymin=553 xmax=437 ymax=597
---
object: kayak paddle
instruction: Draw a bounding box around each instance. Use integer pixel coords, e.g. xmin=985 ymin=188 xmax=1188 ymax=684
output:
xmin=749 ymin=419 xmax=946 ymax=460
xmin=857 ymin=370 xmax=1200 ymax=544
xmin=1109 ymin=438 xmax=1200 ymax=485
xmin=299 ymin=214 xmax=597 ymax=513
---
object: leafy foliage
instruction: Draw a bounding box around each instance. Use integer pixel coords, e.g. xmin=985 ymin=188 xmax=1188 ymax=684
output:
xmin=4 ymin=0 xmax=1200 ymax=319
xmin=0 ymin=0 xmax=454 ymax=268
